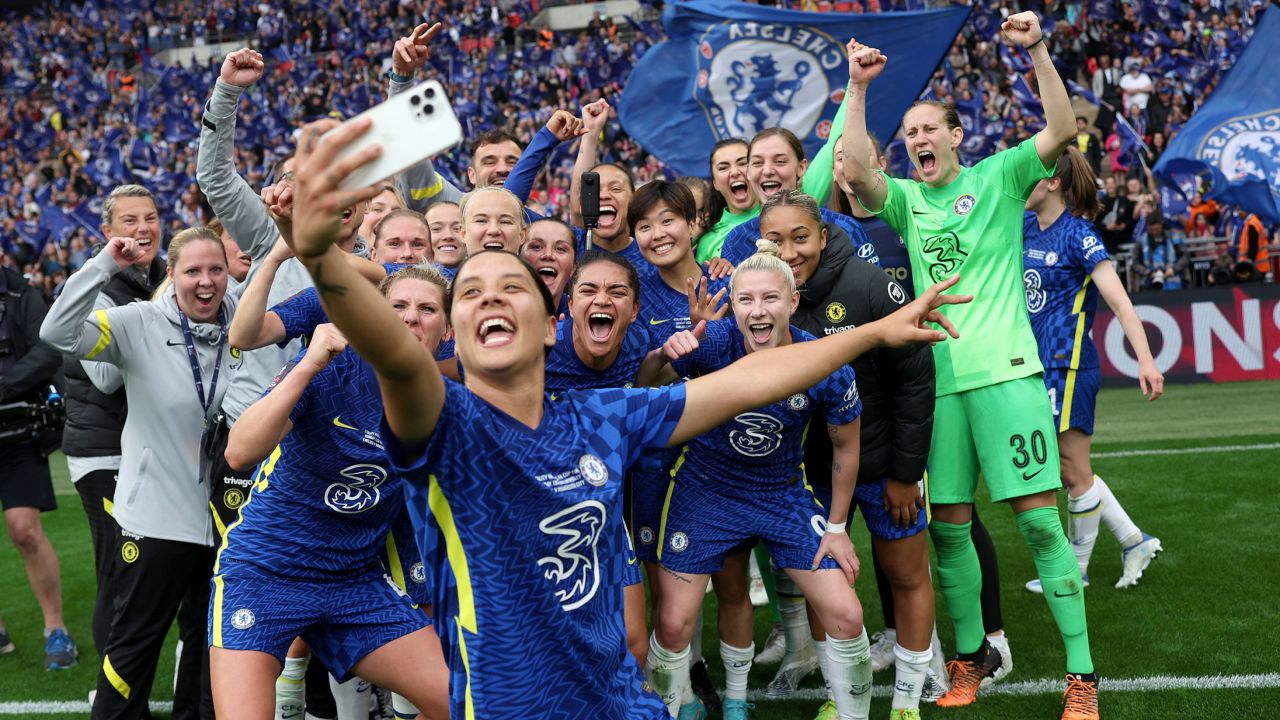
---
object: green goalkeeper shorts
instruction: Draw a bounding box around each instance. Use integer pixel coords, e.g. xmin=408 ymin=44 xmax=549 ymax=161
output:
xmin=928 ymin=374 xmax=1062 ymax=504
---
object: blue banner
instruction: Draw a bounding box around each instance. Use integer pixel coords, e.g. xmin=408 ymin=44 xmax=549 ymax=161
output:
xmin=1154 ymin=5 xmax=1280 ymax=224
xmin=617 ymin=0 xmax=970 ymax=177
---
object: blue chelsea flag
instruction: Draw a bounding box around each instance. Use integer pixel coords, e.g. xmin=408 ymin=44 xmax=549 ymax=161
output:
xmin=618 ymin=0 xmax=970 ymax=177
xmin=1154 ymin=5 xmax=1280 ymax=223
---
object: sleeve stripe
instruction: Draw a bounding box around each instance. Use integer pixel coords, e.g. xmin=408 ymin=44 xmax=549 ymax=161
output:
xmin=409 ymin=176 xmax=446 ymax=200
xmin=85 ymin=309 xmax=112 ymax=360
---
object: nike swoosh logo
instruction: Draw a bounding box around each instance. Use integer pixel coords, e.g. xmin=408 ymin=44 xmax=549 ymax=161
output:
xmin=1053 ymin=589 xmax=1081 ymax=598
xmin=911 ymin=209 xmax=932 ymax=216
xmin=649 ymin=318 xmax=673 ymax=326
xmin=333 ymin=416 xmax=357 ymax=431
xmin=1022 ymin=468 xmax=1045 ymax=481
xmin=165 ymin=340 xmax=184 ymax=347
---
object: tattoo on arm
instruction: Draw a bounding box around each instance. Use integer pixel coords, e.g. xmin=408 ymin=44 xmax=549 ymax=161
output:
xmin=832 ymin=461 xmax=843 ymax=475
xmin=312 ymin=261 xmax=347 ymax=297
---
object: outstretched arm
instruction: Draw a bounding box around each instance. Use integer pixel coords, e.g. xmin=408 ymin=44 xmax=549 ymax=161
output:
xmin=839 ymin=40 xmax=889 ymax=214
xmin=669 ymin=276 xmax=970 ymax=446
xmin=1092 ymin=260 xmax=1163 ymax=400
xmin=570 ymin=98 xmax=609 ymax=229
xmin=229 ymin=238 xmax=291 ymax=350
xmin=1001 ymin=12 xmax=1074 ymax=167
xmin=225 ymin=324 xmax=348 ymax=470
xmin=288 ymin=119 xmax=446 ymax=453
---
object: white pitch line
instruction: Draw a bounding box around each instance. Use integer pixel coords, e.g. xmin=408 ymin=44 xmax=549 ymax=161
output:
xmin=1093 ymin=442 xmax=1280 ymax=459
xmin=4 ymin=674 xmax=1278 ymax=714
xmin=743 ymin=672 xmax=1280 ymax=702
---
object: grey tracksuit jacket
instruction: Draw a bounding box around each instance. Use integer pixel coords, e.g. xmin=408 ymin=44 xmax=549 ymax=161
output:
xmin=41 ymin=251 xmax=240 ymax=546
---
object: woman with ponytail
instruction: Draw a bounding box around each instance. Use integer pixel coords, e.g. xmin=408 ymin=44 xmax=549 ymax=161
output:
xmin=1022 ymin=145 xmax=1166 ymax=595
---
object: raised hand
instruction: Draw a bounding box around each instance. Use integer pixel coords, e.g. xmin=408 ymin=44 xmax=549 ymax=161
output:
xmin=103 ymin=236 xmax=145 ymax=269
xmin=262 ymin=180 xmax=295 ymax=245
xmin=581 ymin=98 xmax=610 ymax=134
xmin=301 ymin=323 xmax=348 ymax=374
xmin=290 ymin=119 xmax=384 ymax=259
xmin=845 ymin=39 xmax=887 ymax=87
xmin=1000 ymin=11 xmax=1044 ymax=49
xmin=702 ymin=257 xmax=734 ymax=281
xmin=392 ymin=22 xmax=442 ymax=77
xmin=685 ymin=276 xmax=728 ymax=326
xmin=661 ymin=320 xmax=706 ymax=362
xmin=220 ymin=48 xmax=265 ymax=87
xmin=876 ymin=274 xmax=971 ymax=348
xmin=546 ymin=109 xmax=586 ymax=142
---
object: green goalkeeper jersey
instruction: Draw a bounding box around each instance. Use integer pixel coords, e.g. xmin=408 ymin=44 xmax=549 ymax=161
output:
xmin=875 ymin=137 xmax=1053 ymax=396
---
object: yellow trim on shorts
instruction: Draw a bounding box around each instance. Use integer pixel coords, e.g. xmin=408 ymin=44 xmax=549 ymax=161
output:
xmin=457 ymin=627 xmax=476 ymax=720
xmin=103 ymin=497 xmax=113 ymax=516
xmin=656 ymin=447 xmax=688 ymax=562
xmin=214 ymin=445 xmax=282 ymax=574
xmin=103 ymin=654 xmax=131 ymax=699
xmin=211 ymin=575 xmax=225 ymax=647
xmin=1060 ymin=278 xmax=1091 ymax=433
xmin=409 ymin=176 xmax=445 ymax=200
xmin=85 ymin=310 xmax=112 ymax=360
xmin=922 ymin=469 xmax=931 ymax=525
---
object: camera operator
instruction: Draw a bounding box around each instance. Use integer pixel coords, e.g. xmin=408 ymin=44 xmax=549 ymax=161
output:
xmin=0 ymin=260 xmax=77 ymax=671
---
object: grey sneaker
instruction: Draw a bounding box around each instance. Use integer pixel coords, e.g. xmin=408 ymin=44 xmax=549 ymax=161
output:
xmin=45 ymin=628 xmax=78 ymax=670
xmin=764 ymin=647 xmax=819 ymax=699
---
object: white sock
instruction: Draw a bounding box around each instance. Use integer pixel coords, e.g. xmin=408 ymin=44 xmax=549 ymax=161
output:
xmin=749 ymin=549 xmax=763 ymax=581
xmin=690 ymin=611 xmax=704 ymax=665
xmin=890 ymin=643 xmax=931 ymax=711
xmin=814 ymin=640 xmax=835 ymax=701
xmin=720 ymin=641 xmax=754 ymax=701
xmin=1067 ymin=481 xmax=1103 ymax=574
xmin=275 ymin=655 xmax=309 ymax=719
xmin=1095 ymin=476 xmax=1142 ymax=548
xmin=826 ymin=631 xmax=872 ymax=720
xmin=390 ymin=693 xmax=419 ymax=719
xmin=646 ymin=633 xmax=690 ymax=716
xmin=328 ymin=675 xmax=371 ymax=720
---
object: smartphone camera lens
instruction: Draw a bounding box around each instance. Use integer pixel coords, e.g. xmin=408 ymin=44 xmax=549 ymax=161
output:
xmin=424 ymin=104 xmax=435 ymax=115
xmin=410 ymin=95 xmax=421 ymax=106
xmin=425 ymin=87 xmax=436 ymax=99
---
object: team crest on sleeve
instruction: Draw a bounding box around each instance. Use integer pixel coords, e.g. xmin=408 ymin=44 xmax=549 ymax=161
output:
xmin=578 ymin=454 xmax=609 ymax=487
xmin=787 ymin=393 xmax=809 ymax=411
xmin=694 ymin=22 xmax=843 ymax=142
xmin=231 ymin=608 xmax=256 ymax=630
xmin=537 ymin=500 xmax=606 ymax=611
xmin=887 ymin=282 xmax=906 ymax=305
xmin=825 ymin=302 xmax=846 ymax=323
xmin=1197 ymin=110 xmax=1280 ymax=202
xmin=953 ymin=194 xmax=976 ymax=215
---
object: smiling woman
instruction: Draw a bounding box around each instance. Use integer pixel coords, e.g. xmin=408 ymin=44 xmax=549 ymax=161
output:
xmin=460 ymin=185 xmax=526 ymax=254
xmin=39 ymin=226 xmax=239 ymax=720
xmin=281 ymin=115 xmax=967 ymax=720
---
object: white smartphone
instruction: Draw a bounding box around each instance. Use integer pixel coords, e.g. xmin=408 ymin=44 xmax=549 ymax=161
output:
xmin=329 ymin=79 xmax=464 ymax=190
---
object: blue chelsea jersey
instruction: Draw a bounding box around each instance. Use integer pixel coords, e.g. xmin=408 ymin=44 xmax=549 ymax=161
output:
xmin=545 ymin=318 xmax=651 ymax=393
xmin=216 ymin=350 xmax=407 ymax=580
xmin=382 ymin=381 xmax=686 ymax=719
xmin=1022 ymin=211 xmax=1111 ymax=370
xmin=636 ymin=265 xmax=730 ymax=348
xmin=672 ymin=319 xmax=862 ymax=494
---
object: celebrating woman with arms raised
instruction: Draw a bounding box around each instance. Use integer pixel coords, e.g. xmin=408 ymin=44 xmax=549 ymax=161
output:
xmin=279 ymin=116 xmax=968 ymax=720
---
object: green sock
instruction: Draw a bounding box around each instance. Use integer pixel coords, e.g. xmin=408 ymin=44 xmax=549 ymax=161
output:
xmin=754 ymin=543 xmax=782 ymax=625
xmin=929 ymin=520 xmax=985 ymax=655
xmin=1016 ymin=506 xmax=1094 ymax=674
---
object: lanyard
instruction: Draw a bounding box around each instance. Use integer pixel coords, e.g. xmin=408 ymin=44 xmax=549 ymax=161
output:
xmin=179 ymin=307 xmax=227 ymax=419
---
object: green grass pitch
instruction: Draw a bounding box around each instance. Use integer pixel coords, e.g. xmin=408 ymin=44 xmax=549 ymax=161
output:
xmin=1 ymin=380 xmax=1278 ymax=718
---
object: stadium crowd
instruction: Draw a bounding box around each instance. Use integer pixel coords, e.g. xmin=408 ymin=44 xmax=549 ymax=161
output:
xmin=0 ymin=2 xmax=1272 ymax=720
xmin=1 ymin=0 xmax=1275 ymax=298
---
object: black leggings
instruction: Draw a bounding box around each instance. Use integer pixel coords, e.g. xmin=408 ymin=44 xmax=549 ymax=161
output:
xmin=873 ymin=507 xmax=1004 ymax=634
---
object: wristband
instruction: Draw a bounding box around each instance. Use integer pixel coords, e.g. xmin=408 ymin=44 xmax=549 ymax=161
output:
xmin=1027 ymin=38 xmax=1045 ymax=51
xmin=825 ymin=521 xmax=847 ymax=534
xmin=385 ymin=70 xmax=414 ymax=84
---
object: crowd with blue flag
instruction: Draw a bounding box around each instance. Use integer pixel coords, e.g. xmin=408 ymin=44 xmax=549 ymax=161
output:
xmin=1 ymin=0 xmax=1276 ymax=301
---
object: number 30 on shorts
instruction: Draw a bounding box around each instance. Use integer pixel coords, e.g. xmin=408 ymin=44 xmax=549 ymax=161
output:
xmin=1009 ymin=430 xmax=1048 ymax=469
